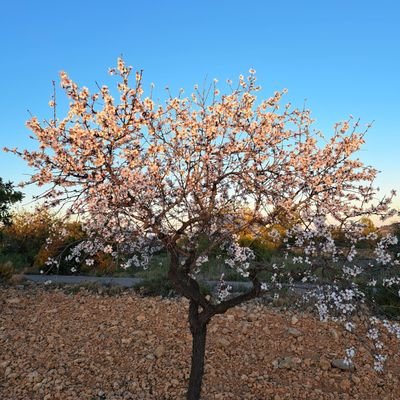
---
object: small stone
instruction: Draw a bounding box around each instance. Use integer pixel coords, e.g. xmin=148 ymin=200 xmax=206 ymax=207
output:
xmin=136 ymin=315 xmax=146 ymax=322
xmin=340 ymin=378 xmax=351 ymax=391
xmin=262 ymin=326 xmax=270 ymax=334
xmin=319 ymin=358 xmax=331 ymax=371
xmin=291 ymin=315 xmax=299 ymax=325
xmin=331 ymin=359 xmax=355 ymax=371
xmin=304 ymin=358 xmax=312 ymax=367
xmin=6 ymin=298 xmax=20 ymax=304
xmin=217 ymin=337 xmax=230 ymax=348
xmin=27 ymin=371 xmax=39 ymax=382
xmin=247 ymin=313 xmax=258 ymax=322
xmin=352 ymin=375 xmax=361 ymax=384
xmin=278 ymin=356 xmax=296 ymax=369
xmin=154 ymin=345 xmax=165 ymax=358
xmin=121 ymin=338 xmax=132 ymax=345
xmin=287 ymin=327 xmax=303 ymax=337
xmin=329 ymin=328 xmax=340 ymax=341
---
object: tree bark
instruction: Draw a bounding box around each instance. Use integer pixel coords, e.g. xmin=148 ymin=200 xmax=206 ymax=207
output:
xmin=187 ymin=301 xmax=208 ymax=400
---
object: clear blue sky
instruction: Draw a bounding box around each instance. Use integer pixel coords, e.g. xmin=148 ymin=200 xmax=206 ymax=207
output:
xmin=0 ymin=0 xmax=399 ymax=209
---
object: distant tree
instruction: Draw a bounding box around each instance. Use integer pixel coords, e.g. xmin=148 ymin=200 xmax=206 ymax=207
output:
xmin=7 ymin=59 xmax=400 ymax=400
xmin=0 ymin=178 xmax=23 ymax=226
xmin=360 ymin=216 xmax=376 ymax=236
xmin=237 ymin=205 xmax=300 ymax=257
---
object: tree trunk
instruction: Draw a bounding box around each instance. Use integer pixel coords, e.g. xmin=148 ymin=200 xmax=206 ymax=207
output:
xmin=187 ymin=302 xmax=208 ymax=400
xmin=167 ymin=252 xmax=260 ymax=399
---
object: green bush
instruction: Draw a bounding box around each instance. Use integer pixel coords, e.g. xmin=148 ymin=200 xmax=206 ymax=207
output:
xmin=365 ymin=286 xmax=400 ymax=319
xmin=135 ymin=276 xmax=175 ymax=297
xmin=0 ymin=261 xmax=14 ymax=282
xmin=0 ymin=209 xmax=53 ymax=270
xmin=135 ymin=260 xmax=174 ymax=296
xmin=238 ymin=236 xmax=276 ymax=262
xmin=135 ymin=258 xmax=212 ymax=297
xmin=0 ymin=252 xmax=30 ymax=271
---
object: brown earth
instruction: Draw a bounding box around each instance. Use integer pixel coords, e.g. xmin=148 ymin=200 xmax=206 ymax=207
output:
xmin=1 ymin=285 xmax=399 ymax=400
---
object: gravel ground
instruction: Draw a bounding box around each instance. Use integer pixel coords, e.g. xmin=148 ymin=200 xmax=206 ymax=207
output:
xmin=1 ymin=285 xmax=399 ymax=400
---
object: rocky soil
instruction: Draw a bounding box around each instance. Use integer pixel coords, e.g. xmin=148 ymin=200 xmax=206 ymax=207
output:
xmin=1 ymin=285 xmax=399 ymax=399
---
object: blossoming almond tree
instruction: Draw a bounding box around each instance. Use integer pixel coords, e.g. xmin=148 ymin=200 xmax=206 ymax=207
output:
xmin=6 ymin=59 xmax=400 ymax=399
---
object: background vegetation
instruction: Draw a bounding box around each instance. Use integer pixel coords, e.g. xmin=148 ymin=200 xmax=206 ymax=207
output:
xmin=1 ymin=206 xmax=399 ymax=319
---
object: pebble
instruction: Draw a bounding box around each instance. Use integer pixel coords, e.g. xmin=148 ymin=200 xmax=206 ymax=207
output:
xmin=329 ymin=328 xmax=340 ymax=340
xmin=154 ymin=345 xmax=166 ymax=358
xmin=287 ymin=327 xmax=303 ymax=337
xmin=340 ymin=378 xmax=351 ymax=390
xmin=6 ymin=298 xmax=21 ymax=304
xmin=331 ymin=358 xmax=355 ymax=371
xmin=276 ymin=356 xmax=297 ymax=369
xmin=319 ymin=358 xmax=331 ymax=371
xmin=247 ymin=313 xmax=258 ymax=322
xmin=217 ymin=337 xmax=230 ymax=348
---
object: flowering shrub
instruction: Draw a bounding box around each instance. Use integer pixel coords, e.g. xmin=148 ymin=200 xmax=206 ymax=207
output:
xmin=7 ymin=58 xmax=399 ymax=400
